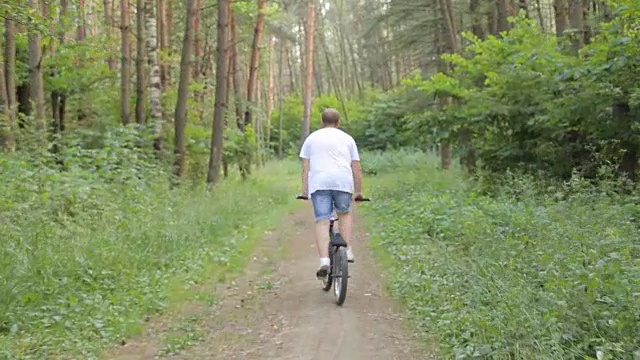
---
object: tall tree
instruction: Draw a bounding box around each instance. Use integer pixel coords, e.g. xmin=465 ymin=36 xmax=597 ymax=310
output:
xmin=437 ymin=0 xmax=458 ymax=170
xmin=136 ymin=0 xmax=146 ymax=124
xmin=244 ymin=0 xmax=267 ymax=129
xmin=4 ymin=19 xmax=17 ymax=115
xmin=158 ymin=0 xmax=169 ymax=89
xmin=28 ymin=0 xmax=46 ymax=131
xmin=104 ymin=0 xmax=117 ymax=70
xmin=174 ymin=0 xmax=197 ymax=179
xmin=300 ymin=0 xmax=316 ymax=145
xmin=207 ymin=0 xmax=230 ymax=185
xmin=230 ymin=8 xmax=244 ymax=130
xmin=2 ymin=19 xmax=17 ymax=151
xmin=146 ymin=0 xmax=164 ymax=150
xmin=266 ymin=35 xmax=275 ymax=149
xmin=121 ymin=0 xmax=132 ymax=124
xmin=51 ymin=0 xmax=69 ymax=136
xmin=0 ymin=60 xmax=14 ymax=152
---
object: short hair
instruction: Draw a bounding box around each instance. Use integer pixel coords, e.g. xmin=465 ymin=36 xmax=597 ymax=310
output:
xmin=321 ymin=108 xmax=340 ymax=125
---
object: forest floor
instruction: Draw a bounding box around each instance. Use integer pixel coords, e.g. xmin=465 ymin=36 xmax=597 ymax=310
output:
xmin=104 ymin=205 xmax=435 ymax=360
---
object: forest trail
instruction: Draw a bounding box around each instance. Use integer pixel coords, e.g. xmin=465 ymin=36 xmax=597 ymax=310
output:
xmin=106 ymin=205 xmax=435 ymax=360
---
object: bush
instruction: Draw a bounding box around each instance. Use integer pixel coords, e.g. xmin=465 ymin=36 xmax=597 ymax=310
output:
xmin=363 ymin=151 xmax=640 ymax=359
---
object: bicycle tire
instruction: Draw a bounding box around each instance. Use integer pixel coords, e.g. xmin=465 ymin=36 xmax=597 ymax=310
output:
xmin=333 ymin=246 xmax=349 ymax=305
xmin=321 ymin=242 xmax=333 ymax=291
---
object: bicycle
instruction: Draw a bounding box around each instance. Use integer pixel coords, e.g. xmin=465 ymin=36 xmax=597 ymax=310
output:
xmin=296 ymin=194 xmax=371 ymax=306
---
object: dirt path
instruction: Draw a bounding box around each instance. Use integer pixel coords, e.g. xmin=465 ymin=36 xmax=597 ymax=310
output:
xmin=106 ymin=205 xmax=435 ymax=360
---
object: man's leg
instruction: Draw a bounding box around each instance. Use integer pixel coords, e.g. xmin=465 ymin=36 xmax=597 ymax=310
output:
xmin=333 ymin=191 xmax=355 ymax=262
xmin=310 ymin=190 xmax=333 ymax=277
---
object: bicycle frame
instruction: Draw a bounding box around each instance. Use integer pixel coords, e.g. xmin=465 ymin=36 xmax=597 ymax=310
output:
xmin=328 ymin=217 xmax=348 ymax=248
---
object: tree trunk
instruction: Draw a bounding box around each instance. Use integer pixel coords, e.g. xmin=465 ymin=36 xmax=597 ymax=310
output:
xmin=146 ymin=0 xmax=164 ymax=150
xmin=207 ymin=0 xmax=230 ymax=186
xmin=77 ymin=0 xmax=87 ymax=41
xmin=193 ymin=0 xmax=202 ymax=79
xmin=3 ymin=19 xmax=17 ymax=150
xmin=4 ymin=19 xmax=17 ymax=112
xmin=568 ymin=0 xmax=584 ymax=51
xmin=0 ymin=63 xmax=15 ymax=152
xmin=278 ymin=38 xmax=284 ymax=158
xmin=613 ymin=103 xmax=638 ymax=181
xmin=470 ymin=0 xmax=485 ymax=38
xmin=582 ymin=0 xmax=591 ymax=44
xmin=437 ymin=0 xmax=457 ymax=170
xmin=28 ymin=0 xmax=46 ymax=131
xmin=345 ymin=33 xmax=363 ymax=99
xmin=76 ymin=0 xmax=89 ymax=124
xmin=554 ymin=0 xmax=569 ymax=37
xmin=286 ymin=43 xmax=297 ymax=94
xmin=317 ymin=10 xmax=348 ymax=122
xmin=174 ymin=0 xmax=196 ymax=179
xmin=52 ymin=0 xmax=69 ymax=142
xmin=496 ymin=0 xmax=513 ymax=33
xmin=266 ymin=35 xmax=275 ymax=151
xmin=535 ymin=0 xmax=546 ymax=32
xmin=518 ymin=0 xmax=530 ymax=17
xmin=158 ymin=0 xmax=169 ymax=89
xmin=300 ymin=0 xmax=316 ymax=145
xmin=136 ymin=0 xmax=145 ymax=124
xmin=244 ymin=0 xmax=266 ymax=129
xmin=230 ymin=9 xmax=244 ymax=130
xmin=121 ymin=0 xmax=132 ymax=124
xmin=104 ymin=0 xmax=117 ymax=70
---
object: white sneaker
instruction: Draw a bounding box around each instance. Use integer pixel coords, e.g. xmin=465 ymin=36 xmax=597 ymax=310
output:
xmin=346 ymin=247 xmax=355 ymax=263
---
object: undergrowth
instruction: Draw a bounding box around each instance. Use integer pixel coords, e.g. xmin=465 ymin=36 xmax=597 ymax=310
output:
xmin=362 ymin=151 xmax=640 ymax=359
xmin=0 ymin=129 xmax=300 ymax=359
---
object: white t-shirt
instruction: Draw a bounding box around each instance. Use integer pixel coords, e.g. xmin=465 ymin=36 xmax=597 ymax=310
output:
xmin=299 ymin=127 xmax=360 ymax=195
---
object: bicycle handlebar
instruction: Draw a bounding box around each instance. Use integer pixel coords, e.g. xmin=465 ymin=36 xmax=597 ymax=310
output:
xmin=296 ymin=194 xmax=371 ymax=202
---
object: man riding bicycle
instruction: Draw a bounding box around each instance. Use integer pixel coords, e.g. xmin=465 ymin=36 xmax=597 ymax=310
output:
xmin=299 ymin=108 xmax=363 ymax=279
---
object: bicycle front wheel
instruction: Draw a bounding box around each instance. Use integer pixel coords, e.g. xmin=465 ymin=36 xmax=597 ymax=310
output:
xmin=333 ymin=246 xmax=349 ymax=305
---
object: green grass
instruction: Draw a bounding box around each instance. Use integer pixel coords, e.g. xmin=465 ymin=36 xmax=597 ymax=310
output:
xmin=0 ymin=150 xmax=301 ymax=359
xmin=360 ymin=150 xmax=640 ymax=359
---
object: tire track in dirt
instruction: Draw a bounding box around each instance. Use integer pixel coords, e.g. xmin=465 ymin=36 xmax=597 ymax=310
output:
xmin=173 ymin=204 xmax=434 ymax=360
xmin=106 ymin=205 xmax=436 ymax=360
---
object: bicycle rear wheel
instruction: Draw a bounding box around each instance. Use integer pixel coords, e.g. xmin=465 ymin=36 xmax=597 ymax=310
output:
xmin=333 ymin=246 xmax=349 ymax=305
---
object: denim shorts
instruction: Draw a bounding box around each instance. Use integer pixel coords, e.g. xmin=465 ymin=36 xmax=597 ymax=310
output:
xmin=310 ymin=190 xmax=352 ymax=221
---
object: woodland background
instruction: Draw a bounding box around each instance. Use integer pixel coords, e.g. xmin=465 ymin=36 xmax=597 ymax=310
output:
xmin=1 ymin=0 xmax=639 ymax=358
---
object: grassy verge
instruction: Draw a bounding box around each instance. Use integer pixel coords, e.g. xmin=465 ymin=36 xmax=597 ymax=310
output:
xmin=0 ymin=150 xmax=301 ymax=359
xmin=360 ymin=150 xmax=640 ymax=359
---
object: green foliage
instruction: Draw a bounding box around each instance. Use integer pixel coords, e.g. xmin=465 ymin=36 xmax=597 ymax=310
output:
xmin=363 ymin=151 xmax=640 ymax=359
xmin=269 ymin=93 xmax=376 ymax=155
xmin=353 ymin=85 xmax=436 ymax=151
xmin=365 ymin=0 xmax=640 ymax=181
xmin=0 ymin=128 xmax=300 ymax=359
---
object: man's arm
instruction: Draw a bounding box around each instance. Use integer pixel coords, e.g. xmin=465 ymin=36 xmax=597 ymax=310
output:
xmin=350 ymin=138 xmax=362 ymax=196
xmin=352 ymin=160 xmax=362 ymax=195
xmin=302 ymin=158 xmax=310 ymax=196
xmin=299 ymin=138 xmax=310 ymax=196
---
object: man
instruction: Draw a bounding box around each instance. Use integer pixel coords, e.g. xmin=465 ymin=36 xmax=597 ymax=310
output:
xmin=299 ymin=108 xmax=363 ymax=278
